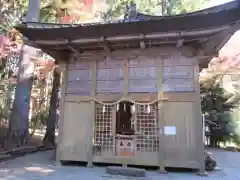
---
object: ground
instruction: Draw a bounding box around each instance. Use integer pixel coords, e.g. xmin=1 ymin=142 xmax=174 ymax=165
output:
xmin=0 ymin=124 xmax=43 ymax=152
xmin=0 ymin=149 xmax=240 ymax=180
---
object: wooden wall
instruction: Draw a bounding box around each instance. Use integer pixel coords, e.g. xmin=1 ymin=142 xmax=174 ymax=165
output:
xmin=67 ymin=59 xmax=92 ymax=95
xmin=58 ymin=46 xmax=204 ymax=169
xmin=65 ymin=47 xmax=197 ymax=100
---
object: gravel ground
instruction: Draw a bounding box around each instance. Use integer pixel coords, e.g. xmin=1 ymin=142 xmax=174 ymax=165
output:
xmin=0 ymin=149 xmax=240 ymax=180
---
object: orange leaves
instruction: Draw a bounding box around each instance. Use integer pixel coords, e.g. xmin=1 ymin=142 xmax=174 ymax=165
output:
xmin=32 ymin=57 xmax=55 ymax=80
xmin=0 ymin=29 xmax=23 ymax=58
xmin=0 ymin=35 xmax=11 ymax=57
xmin=200 ymin=30 xmax=240 ymax=86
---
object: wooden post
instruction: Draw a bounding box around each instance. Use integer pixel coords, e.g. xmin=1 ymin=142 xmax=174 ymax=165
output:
xmin=56 ymin=62 xmax=68 ymax=164
xmin=120 ymin=59 xmax=129 ymax=167
xmin=87 ymin=60 xmax=97 ymax=168
xmin=124 ymin=59 xmax=129 ymax=96
xmin=195 ymin=63 xmax=207 ymax=176
xmin=112 ymin=106 xmax=117 ymax=155
xmin=157 ymin=57 xmax=167 ymax=174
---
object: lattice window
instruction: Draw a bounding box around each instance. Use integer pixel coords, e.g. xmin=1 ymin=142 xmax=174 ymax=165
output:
xmin=94 ymin=103 xmax=115 ymax=155
xmin=128 ymin=57 xmax=158 ymax=93
xmin=66 ymin=60 xmax=92 ymax=95
xmin=135 ymin=103 xmax=159 ymax=152
xmin=162 ymin=56 xmax=195 ymax=92
xmin=96 ymin=57 xmax=124 ymax=95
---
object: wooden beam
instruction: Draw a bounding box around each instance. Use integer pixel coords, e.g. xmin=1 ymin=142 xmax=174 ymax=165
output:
xmin=176 ymin=39 xmax=184 ymax=48
xmin=140 ymin=34 xmax=146 ymax=49
xmin=73 ymin=38 xmax=102 ymax=44
xmin=35 ymin=39 xmax=68 ymax=45
xmin=67 ymin=43 xmax=84 ymax=56
xmin=196 ymin=50 xmax=219 ymax=69
xmin=100 ymin=37 xmax=112 ymax=52
xmin=41 ymin=48 xmax=69 ymax=63
xmin=203 ymin=23 xmax=240 ymax=56
xmin=103 ymin=41 xmax=112 ymax=52
xmin=65 ymin=93 xmax=196 ymax=102
xmin=107 ymin=35 xmax=141 ymax=41
xmin=33 ymin=26 xmax=228 ymax=46
xmin=140 ymin=40 xmax=146 ymax=49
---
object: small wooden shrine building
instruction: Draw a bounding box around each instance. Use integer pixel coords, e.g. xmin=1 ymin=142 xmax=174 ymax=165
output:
xmin=16 ymin=1 xmax=240 ymax=173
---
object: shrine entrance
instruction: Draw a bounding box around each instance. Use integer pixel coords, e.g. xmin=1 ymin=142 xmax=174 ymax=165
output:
xmin=115 ymin=101 xmax=135 ymax=156
xmin=116 ymin=101 xmax=134 ymax=136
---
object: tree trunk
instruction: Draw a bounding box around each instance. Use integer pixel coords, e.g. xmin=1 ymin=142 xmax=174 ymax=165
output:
xmin=26 ymin=0 xmax=41 ymax=22
xmin=7 ymin=0 xmax=41 ymax=147
xmin=43 ymin=68 xmax=60 ymax=148
xmin=209 ymin=135 xmax=215 ymax=147
xmin=161 ymin=0 xmax=167 ymax=16
xmin=8 ymin=46 xmax=35 ymax=147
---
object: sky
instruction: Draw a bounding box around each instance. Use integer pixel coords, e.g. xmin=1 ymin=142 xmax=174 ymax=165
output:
xmin=209 ymin=0 xmax=234 ymax=6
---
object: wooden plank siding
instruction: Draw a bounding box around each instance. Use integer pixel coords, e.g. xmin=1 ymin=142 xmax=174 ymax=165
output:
xmin=58 ymin=46 xmax=203 ymax=170
xmin=65 ymin=48 xmax=197 ymax=101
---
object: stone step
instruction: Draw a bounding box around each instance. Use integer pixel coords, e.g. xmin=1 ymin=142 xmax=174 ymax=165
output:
xmin=106 ymin=166 xmax=146 ymax=177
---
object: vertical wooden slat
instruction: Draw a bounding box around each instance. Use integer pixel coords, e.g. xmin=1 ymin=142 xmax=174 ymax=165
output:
xmin=194 ymin=62 xmax=207 ymax=175
xmin=124 ymin=59 xmax=129 ymax=96
xmin=56 ymin=62 xmax=68 ymax=163
xmin=157 ymin=56 xmax=167 ymax=173
xmin=185 ymin=110 xmax=190 ymax=148
xmin=87 ymin=60 xmax=96 ymax=167
xmin=112 ymin=105 xmax=117 ymax=155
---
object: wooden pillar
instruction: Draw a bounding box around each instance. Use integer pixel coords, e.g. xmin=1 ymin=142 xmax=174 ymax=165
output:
xmin=56 ymin=62 xmax=68 ymax=164
xmin=124 ymin=59 xmax=129 ymax=96
xmin=87 ymin=60 xmax=97 ymax=168
xmin=157 ymin=57 xmax=167 ymax=173
xmin=195 ymin=63 xmax=207 ymax=176
xmin=121 ymin=59 xmax=129 ymax=167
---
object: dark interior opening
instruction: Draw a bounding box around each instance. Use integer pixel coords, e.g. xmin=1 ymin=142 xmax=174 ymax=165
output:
xmin=116 ymin=101 xmax=134 ymax=135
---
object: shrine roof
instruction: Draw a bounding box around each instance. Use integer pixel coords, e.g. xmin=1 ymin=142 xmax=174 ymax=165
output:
xmin=16 ymin=1 xmax=240 ymax=41
xmin=15 ymin=1 xmax=240 ymax=67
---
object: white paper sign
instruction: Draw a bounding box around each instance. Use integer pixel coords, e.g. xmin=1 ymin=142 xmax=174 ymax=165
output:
xmin=164 ymin=126 xmax=176 ymax=135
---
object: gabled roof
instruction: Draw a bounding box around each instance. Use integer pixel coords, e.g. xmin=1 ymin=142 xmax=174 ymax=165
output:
xmin=15 ymin=1 xmax=240 ymax=67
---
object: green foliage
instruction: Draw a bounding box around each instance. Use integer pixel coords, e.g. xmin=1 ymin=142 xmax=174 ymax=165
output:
xmin=167 ymin=0 xmax=209 ymax=15
xmin=201 ymin=84 xmax=236 ymax=114
xmin=0 ymin=0 xmax=28 ymax=34
xmin=0 ymin=55 xmax=17 ymax=122
xmin=0 ymin=0 xmax=73 ymax=29
xmin=29 ymin=106 xmax=49 ymax=136
xmin=39 ymin=5 xmax=60 ymax=23
xmin=103 ymin=0 xmax=210 ymax=21
xmin=40 ymin=0 xmax=65 ymax=23
xmin=201 ymin=75 xmax=240 ymax=146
